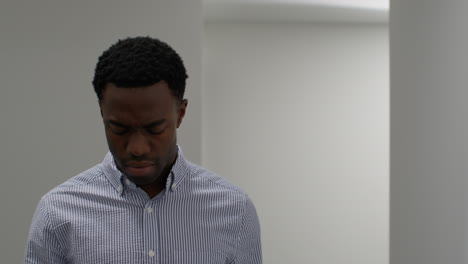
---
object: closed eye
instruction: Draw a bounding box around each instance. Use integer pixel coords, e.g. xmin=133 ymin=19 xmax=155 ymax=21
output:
xmin=105 ymin=119 xmax=166 ymax=135
xmin=109 ymin=124 xmax=129 ymax=135
xmin=146 ymin=126 xmax=165 ymax=135
xmin=106 ymin=121 xmax=129 ymax=135
xmin=144 ymin=120 xmax=166 ymax=135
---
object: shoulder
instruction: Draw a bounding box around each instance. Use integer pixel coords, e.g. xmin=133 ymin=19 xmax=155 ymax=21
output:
xmin=39 ymin=164 xmax=104 ymax=205
xmin=181 ymin=162 xmax=260 ymax=228
xmin=185 ymin=161 xmax=249 ymax=198
xmin=33 ymin=164 xmax=106 ymax=226
xmin=181 ymin=161 xmax=261 ymax=219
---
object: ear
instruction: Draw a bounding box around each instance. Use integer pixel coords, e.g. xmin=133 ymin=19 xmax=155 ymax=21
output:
xmin=176 ymin=99 xmax=188 ymax=128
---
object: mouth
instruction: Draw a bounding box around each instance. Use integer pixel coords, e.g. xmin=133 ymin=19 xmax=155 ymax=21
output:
xmin=124 ymin=163 xmax=155 ymax=177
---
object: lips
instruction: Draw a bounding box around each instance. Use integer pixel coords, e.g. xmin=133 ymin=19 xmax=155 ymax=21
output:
xmin=125 ymin=162 xmax=154 ymax=176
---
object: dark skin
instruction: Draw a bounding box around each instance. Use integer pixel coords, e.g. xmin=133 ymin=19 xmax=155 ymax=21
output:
xmin=99 ymin=81 xmax=187 ymax=198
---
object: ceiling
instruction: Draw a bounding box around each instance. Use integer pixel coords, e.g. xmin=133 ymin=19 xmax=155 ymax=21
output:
xmin=204 ymin=0 xmax=389 ymax=23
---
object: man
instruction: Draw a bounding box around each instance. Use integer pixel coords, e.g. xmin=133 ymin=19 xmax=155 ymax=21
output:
xmin=25 ymin=37 xmax=262 ymax=263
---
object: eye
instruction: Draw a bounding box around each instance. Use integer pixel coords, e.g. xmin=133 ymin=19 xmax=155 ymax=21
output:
xmin=147 ymin=127 xmax=164 ymax=135
xmin=108 ymin=124 xmax=129 ymax=135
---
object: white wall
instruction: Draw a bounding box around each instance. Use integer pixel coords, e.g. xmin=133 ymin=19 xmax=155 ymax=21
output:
xmin=0 ymin=1 xmax=202 ymax=262
xmin=391 ymin=0 xmax=468 ymax=263
xmin=204 ymin=0 xmax=388 ymax=24
xmin=203 ymin=22 xmax=388 ymax=264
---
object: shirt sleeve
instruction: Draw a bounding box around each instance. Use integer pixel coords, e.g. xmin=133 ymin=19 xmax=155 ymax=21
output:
xmin=231 ymin=196 xmax=262 ymax=264
xmin=24 ymin=197 xmax=67 ymax=264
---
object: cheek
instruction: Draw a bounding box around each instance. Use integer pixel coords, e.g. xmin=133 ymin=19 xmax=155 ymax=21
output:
xmin=162 ymin=127 xmax=178 ymax=143
xmin=151 ymin=130 xmax=177 ymax=153
xmin=105 ymin=131 xmax=125 ymax=152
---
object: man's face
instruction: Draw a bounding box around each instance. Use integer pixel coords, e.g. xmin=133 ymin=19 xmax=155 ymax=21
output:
xmin=100 ymin=81 xmax=187 ymax=186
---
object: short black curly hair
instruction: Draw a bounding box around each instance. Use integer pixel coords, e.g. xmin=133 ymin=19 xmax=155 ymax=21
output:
xmin=92 ymin=36 xmax=188 ymax=102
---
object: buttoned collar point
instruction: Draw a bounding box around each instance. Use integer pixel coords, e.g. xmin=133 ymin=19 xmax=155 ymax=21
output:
xmin=100 ymin=151 xmax=125 ymax=196
xmin=168 ymin=146 xmax=191 ymax=192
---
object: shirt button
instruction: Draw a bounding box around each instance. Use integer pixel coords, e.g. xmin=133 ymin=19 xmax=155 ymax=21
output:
xmin=117 ymin=186 xmax=122 ymax=191
xmin=125 ymin=179 xmax=131 ymax=185
xmin=148 ymin=250 xmax=156 ymax=257
xmin=147 ymin=207 xmax=153 ymax=213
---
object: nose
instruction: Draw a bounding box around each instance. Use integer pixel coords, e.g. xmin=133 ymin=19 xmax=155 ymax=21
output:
xmin=126 ymin=131 xmax=150 ymax=158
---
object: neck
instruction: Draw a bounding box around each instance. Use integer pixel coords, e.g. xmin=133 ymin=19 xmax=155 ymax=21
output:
xmin=139 ymin=150 xmax=178 ymax=198
xmin=139 ymin=182 xmax=165 ymax=199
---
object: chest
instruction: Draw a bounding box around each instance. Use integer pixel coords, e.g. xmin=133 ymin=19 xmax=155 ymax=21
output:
xmin=56 ymin=194 xmax=238 ymax=264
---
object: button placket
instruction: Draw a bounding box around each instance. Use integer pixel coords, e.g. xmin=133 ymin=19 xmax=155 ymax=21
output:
xmin=143 ymin=201 xmax=159 ymax=262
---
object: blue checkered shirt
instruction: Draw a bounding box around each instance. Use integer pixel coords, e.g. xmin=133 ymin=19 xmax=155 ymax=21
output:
xmin=25 ymin=148 xmax=262 ymax=263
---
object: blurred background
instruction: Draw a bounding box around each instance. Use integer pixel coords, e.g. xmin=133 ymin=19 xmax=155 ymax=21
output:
xmin=203 ymin=1 xmax=388 ymax=263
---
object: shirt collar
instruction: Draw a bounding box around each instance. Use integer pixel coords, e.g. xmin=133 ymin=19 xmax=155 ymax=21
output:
xmin=100 ymin=145 xmax=190 ymax=195
xmin=168 ymin=146 xmax=191 ymax=191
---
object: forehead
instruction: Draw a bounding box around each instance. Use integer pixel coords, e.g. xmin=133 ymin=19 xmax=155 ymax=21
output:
xmin=100 ymin=82 xmax=177 ymax=123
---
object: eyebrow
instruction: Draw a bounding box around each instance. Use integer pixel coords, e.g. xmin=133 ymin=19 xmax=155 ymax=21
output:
xmin=107 ymin=119 xmax=166 ymax=128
